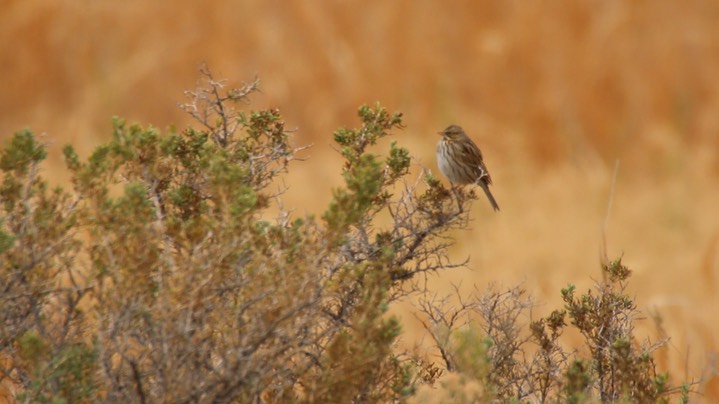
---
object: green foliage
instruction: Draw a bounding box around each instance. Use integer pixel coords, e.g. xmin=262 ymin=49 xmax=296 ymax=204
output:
xmin=0 ymin=131 xmax=87 ymax=403
xmin=0 ymin=220 xmax=15 ymax=254
xmin=0 ymin=129 xmax=47 ymax=175
xmin=563 ymin=359 xmax=592 ymax=403
xmin=324 ymin=105 xmax=405 ymax=240
xmin=16 ymin=331 xmax=96 ymax=403
xmin=451 ymin=327 xmax=491 ymax=382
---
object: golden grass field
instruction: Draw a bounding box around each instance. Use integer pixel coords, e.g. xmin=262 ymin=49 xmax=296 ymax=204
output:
xmin=2 ymin=0 xmax=718 ymax=400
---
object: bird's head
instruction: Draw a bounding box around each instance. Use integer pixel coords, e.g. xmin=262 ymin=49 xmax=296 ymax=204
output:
xmin=438 ymin=124 xmax=466 ymax=141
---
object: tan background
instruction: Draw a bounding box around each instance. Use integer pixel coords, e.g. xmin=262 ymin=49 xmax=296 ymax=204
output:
xmin=2 ymin=0 xmax=718 ymax=399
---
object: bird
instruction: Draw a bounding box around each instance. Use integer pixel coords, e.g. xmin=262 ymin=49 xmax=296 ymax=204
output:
xmin=436 ymin=124 xmax=500 ymax=211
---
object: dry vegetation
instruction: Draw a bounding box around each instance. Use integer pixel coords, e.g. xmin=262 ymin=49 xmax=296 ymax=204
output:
xmin=1 ymin=0 xmax=718 ymax=402
xmin=0 ymin=71 xmax=693 ymax=403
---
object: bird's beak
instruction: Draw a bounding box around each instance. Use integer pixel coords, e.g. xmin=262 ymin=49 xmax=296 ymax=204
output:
xmin=437 ymin=131 xmax=443 ymax=136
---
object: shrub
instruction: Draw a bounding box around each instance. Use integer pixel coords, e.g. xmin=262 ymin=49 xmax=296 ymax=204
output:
xmin=415 ymin=260 xmax=693 ymax=402
xmin=1 ymin=69 xmax=475 ymax=402
xmin=0 ymin=69 xmax=691 ymax=403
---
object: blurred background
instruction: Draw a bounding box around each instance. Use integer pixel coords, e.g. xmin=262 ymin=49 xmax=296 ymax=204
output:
xmin=2 ymin=0 xmax=717 ymax=399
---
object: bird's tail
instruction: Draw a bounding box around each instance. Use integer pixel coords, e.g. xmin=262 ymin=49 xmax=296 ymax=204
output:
xmin=478 ymin=181 xmax=500 ymax=212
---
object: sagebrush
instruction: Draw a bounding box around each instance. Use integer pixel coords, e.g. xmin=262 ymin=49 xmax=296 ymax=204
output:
xmin=0 ymin=70 xmax=691 ymax=403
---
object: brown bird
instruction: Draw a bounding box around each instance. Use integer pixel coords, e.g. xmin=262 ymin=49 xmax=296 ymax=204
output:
xmin=436 ymin=124 xmax=500 ymax=211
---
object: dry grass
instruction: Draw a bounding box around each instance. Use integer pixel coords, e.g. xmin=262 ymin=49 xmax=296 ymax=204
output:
xmin=2 ymin=0 xmax=718 ymax=400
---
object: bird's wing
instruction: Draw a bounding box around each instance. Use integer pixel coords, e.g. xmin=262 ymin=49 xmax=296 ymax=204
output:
xmin=458 ymin=141 xmax=492 ymax=185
